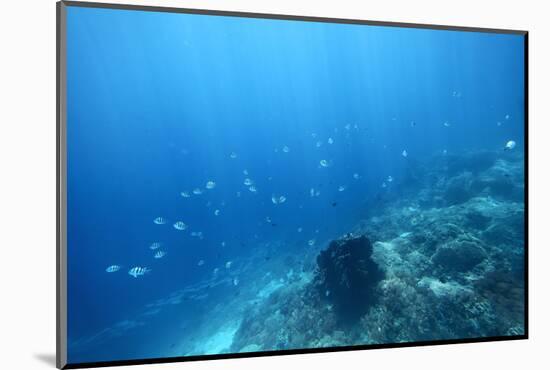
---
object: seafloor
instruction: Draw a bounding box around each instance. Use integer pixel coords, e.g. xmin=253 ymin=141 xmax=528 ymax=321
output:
xmin=70 ymin=149 xmax=525 ymax=361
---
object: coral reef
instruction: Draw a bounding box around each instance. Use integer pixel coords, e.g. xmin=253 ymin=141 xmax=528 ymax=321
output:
xmin=229 ymin=272 xmax=343 ymax=352
xmin=224 ymin=150 xmax=525 ymax=352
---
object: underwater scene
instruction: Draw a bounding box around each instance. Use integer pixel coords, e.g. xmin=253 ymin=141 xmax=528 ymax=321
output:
xmin=66 ymin=6 xmax=526 ymax=364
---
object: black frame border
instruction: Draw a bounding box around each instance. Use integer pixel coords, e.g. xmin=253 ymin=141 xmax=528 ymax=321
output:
xmin=56 ymin=1 xmax=529 ymax=369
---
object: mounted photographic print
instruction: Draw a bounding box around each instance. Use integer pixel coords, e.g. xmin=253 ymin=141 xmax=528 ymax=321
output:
xmin=57 ymin=1 xmax=528 ymax=368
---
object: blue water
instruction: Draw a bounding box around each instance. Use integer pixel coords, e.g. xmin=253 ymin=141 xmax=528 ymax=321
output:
xmin=66 ymin=6 xmax=525 ymax=364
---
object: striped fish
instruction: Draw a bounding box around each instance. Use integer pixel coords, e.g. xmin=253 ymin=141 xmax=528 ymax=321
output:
xmin=153 ymin=217 xmax=166 ymax=225
xmin=173 ymin=221 xmax=187 ymax=231
xmin=128 ymin=266 xmax=151 ymax=278
xmin=149 ymin=242 xmax=161 ymax=250
xmin=105 ymin=265 xmax=121 ymax=273
xmin=154 ymin=250 xmax=167 ymax=259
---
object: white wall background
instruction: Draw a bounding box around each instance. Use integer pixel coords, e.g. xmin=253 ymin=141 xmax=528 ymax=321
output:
xmin=1 ymin=0 xmax=548 ymax=369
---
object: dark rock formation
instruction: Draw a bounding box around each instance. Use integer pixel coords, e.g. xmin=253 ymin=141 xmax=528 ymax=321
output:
xmin=314 ymin=235 xmax=383 ymax=322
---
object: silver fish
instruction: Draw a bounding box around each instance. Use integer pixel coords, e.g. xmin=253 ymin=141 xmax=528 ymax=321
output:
xmin=191 ymin=231 xmax=203 ymax=238
xmin=271 ymin=194 xmax=286 ymax=204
